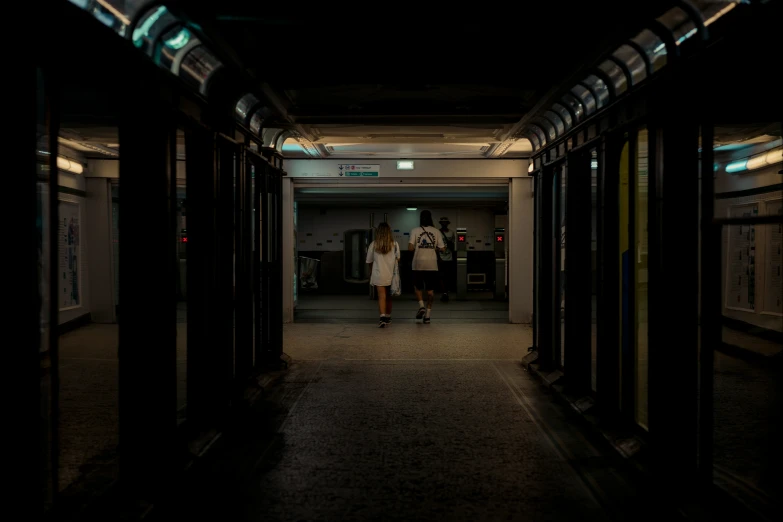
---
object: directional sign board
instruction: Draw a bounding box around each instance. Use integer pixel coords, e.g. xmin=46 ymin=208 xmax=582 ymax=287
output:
xmin=338 ymin=164 xmax=380 ymax=177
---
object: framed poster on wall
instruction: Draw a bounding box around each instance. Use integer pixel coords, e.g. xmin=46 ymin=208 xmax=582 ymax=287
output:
xmin=58 ymin=200 xmax=81 ymax=310
xmin=725 ymin=203 xmax=757 ymax=312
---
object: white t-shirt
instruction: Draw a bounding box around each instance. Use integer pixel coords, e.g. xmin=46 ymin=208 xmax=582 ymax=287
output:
xmin=409 ymin=226 xmax=444 ymax=271
xmin=365 ymin=240 xmax=400 ymax=286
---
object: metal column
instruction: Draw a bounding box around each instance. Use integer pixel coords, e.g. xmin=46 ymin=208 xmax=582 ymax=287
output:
xmin=257 ymin=153 xmax=284 ymax=367
xmin=260 ymin=160 xmax=271 ymax=362
xmin=597 ymin=135 xmax=622 ymax=411
xmin=19 ymin=61 xmax=53 ymax=515
xmin=537 ymin=165 xmax=557 ymax=372
xmin=564 ymin=148 xmax=594 ymax=393
xmin=269 ymin=166 xmax=284 ymax=363
xmin=648 ymin=94 xmax=701 ymax=494
xmin=234 ymin=147 xmax=253 ymax=387
xmin=185 ymin=123 xmax=218 ymax=427
xmin=215 ymin=134 xmax=238 ymax=416
xmin=251 ymin=153 xmax=267 ymax=369
xmin=118 ymin=86 xmax=177 ymax=496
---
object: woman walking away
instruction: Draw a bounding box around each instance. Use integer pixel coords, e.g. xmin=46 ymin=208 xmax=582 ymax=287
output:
xmin=366 ymin=222 xmax=400 ymax=327
xmin=409 ymin=210 xmax=445 ymax=324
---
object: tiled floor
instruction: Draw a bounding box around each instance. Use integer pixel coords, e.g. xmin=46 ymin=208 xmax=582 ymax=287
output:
xmin=284 ymin=323 xmax=533 ymax=361
xmin=295 ymin=293 xmax=509 ymax=323
xmin=56 ymin=316 xmax=187 ymax=492
xmin=54 ymin=310 xmax=781 ymax=519
xmin=149 ymin=323 xmax=670 ymax=522
xmin=713 ymin=351 xmax=782 ymax=507
xmin=57 ymin=324 xmax=119 ymax=490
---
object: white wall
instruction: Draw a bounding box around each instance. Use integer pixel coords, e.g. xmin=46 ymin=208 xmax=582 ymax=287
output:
xmin=716 ymin=159 xmax=782 ymax=332
xmin=88 ymin=158 xmax=186 ymax=181
xmin=296 ymin=207 xmax=500 ymax=252
xmin=86 ymin=158 xmax=119 ymax=178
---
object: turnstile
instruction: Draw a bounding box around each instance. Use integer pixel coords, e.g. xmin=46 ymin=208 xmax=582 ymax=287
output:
xmin=494 ymin=228 xmax=506 ymax=300
xmin=456 ymin=227 xmax=467 ymax=300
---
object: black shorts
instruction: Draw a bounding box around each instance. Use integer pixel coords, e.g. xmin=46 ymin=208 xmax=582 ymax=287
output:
xmin=437 ymin=257 xmax=454 ymax=273
xmin=412 ymin=270 xmax=438 ymax=291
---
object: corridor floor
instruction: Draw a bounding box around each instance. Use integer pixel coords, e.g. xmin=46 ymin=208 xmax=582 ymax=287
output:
xmin=295 ymin=293 xmax=509 ymax=323
xmin=151 ymin=324 xmax=666 ymax=522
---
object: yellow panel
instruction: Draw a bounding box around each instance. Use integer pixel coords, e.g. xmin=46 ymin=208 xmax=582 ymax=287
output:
xmin=619 ymin=141 xmax=629 ymax=252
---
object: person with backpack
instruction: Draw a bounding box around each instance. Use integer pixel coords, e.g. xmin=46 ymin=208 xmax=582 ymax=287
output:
xmin=437 ymin=216 xmax=456 ymax=302
xmin=366 ymin=222 xmax=400 ymax=327
xmin=408 ymin=210 xmax=445 ymax=324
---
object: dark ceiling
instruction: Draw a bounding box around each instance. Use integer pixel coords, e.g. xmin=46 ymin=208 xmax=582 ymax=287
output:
xmin=177 ymin=1 xmax=681 ymax=127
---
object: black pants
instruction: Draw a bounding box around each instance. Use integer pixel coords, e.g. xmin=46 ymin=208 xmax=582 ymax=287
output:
xmin=437 ymin=258 xmax=456 ymax=293
xmin=412 ymin=270 xmax=439 ymax=291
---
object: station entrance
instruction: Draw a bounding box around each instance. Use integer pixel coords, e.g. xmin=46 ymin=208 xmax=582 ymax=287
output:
xmin=291 ymin=179 xmax=511 ymax=324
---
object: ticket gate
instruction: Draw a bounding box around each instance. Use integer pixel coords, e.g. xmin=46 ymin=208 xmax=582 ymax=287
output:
xmin=456 ymin=227 xmax=467 ymax=300
xmin=494 ymin=228 xmax=506 ymax=300
xmin=344 ymin=229 xmax=372 ymax=284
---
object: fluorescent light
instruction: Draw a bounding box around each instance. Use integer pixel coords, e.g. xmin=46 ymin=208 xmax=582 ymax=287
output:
xmin=133 ymin=6 xmax=167 ymax=47
xmin=742 ymin=147 xmax=782 ymax=171
xmin=407 ymin=207 xmax=417 ymax=211
xmin=164 ymin=28 xmax=191 ymax=50
xmin=725 ymin=160 xmax=747 ymax=173
xmin=765 ymin=148 xmax=782 ymax=165
xmin=703 ymin=2 xmax=737 ymax=27
xmin=746 ymin=153 xmax=768 ymax=170
xmin=397 ymin=160 xmax=415 ymax=170
xmin=57 ymin=156 xmax=84 ymax=175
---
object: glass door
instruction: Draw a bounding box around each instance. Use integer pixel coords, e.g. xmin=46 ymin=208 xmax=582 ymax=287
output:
xmin=610 ymin=128 xmax=650 ymax=426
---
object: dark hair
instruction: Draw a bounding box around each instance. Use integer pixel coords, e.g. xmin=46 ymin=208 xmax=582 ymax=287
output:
xmin=419 ymin=210 xmax=434 ymax=228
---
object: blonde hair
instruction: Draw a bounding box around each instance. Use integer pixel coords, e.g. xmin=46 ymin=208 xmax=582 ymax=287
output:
xmin=374 ymin=222 xmax=394 ymax=254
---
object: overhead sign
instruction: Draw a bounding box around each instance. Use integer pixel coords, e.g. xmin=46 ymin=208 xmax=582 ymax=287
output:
xmin=338 ymin=164 xmax=380 ymax=177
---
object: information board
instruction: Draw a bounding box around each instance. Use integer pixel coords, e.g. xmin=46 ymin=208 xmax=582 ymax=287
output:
xmin=764 ymin=199 xmax=782 ymax=315
xmin=726 ymin=203 xmax=757 ymax=311
xmin=338 ymin=164 xmax=380 ymax=177
xmin=58 ymin=200 xmax=81 ymax=310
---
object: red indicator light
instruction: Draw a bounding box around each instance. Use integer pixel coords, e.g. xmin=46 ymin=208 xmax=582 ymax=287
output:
xmin=458 ymin=235 xmax=466 ymax=243
xmin=496 ymin=236 xmax=504 ymax=242
xmin=182 ymin=237 xmax=188 ymax=243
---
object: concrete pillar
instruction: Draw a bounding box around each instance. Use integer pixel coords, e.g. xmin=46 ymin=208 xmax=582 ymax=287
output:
xmin=85 ymin=177 xmax=116 ymax=323
xmin=508 ymin=174 xmax=533 ymax=324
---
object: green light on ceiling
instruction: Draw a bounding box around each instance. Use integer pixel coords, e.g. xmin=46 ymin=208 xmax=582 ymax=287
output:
xmin=165 ymin=28 xmax=191 ymax=50
xmin=132 ymin=5 xmax=168 ymax=48
xmin=725 ymin=160 xmax=748 ymax=174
